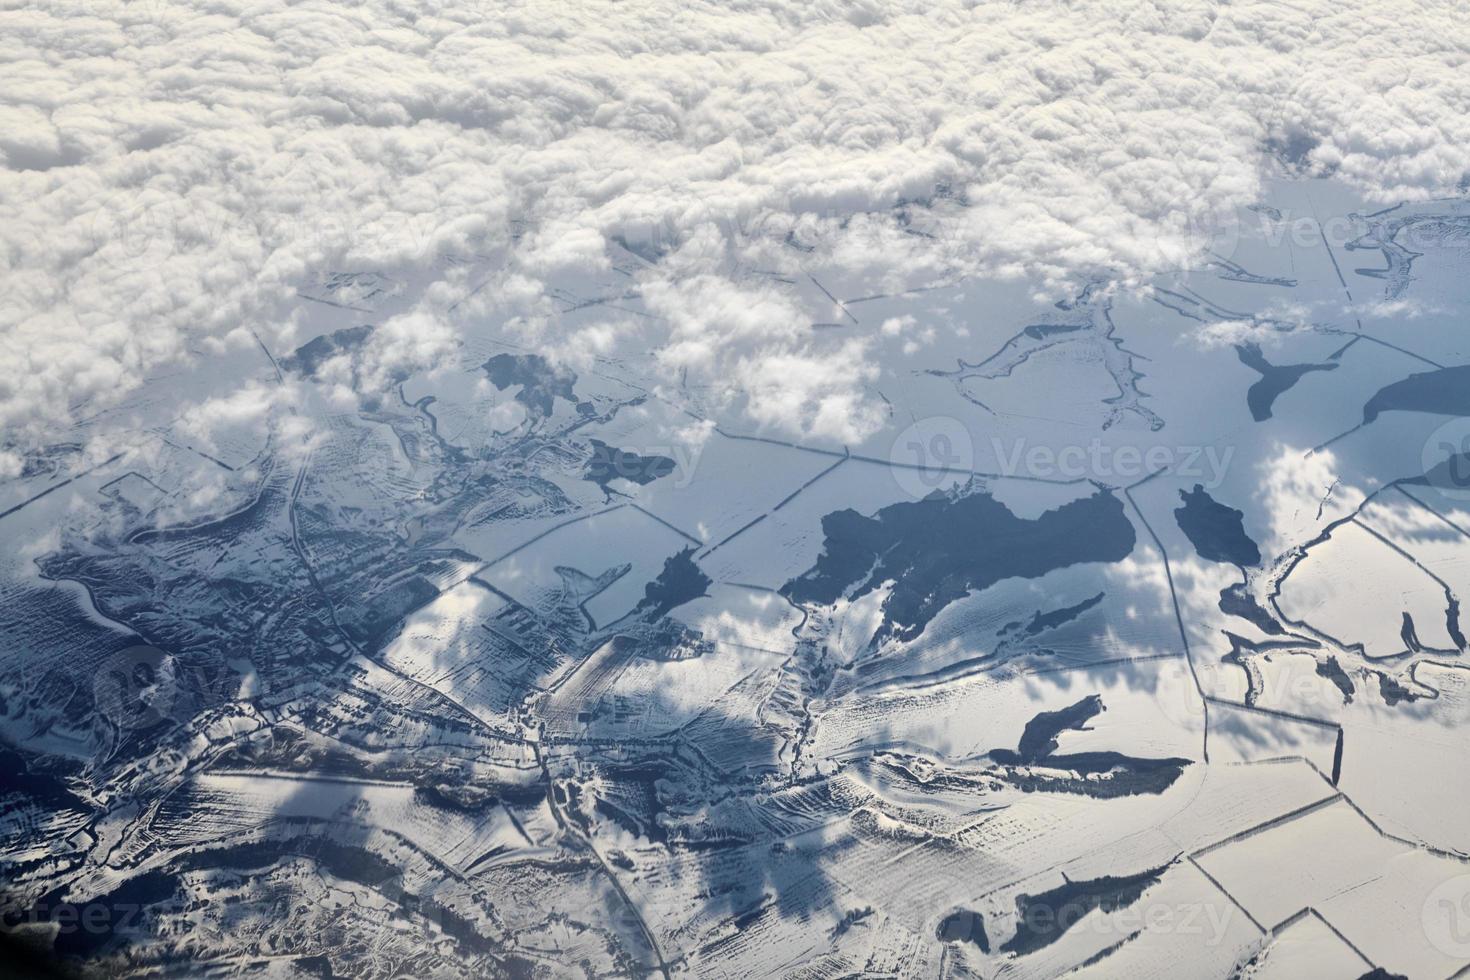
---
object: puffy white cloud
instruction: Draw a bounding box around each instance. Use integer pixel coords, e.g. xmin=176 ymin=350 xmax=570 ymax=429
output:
xmin=359 ymin=309 xmax=458 ymax=391
xmin=1255 ymin=441 xmax=1365 ymax=555
xmin=2 ymin=0 xmax=1468 ymax=447
xmin=736 ymin=337 xmax=885 ymax=443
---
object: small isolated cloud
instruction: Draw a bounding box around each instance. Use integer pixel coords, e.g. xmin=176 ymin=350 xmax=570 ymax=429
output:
xmin=1353 ymin=297 xmax=1441 ymax=320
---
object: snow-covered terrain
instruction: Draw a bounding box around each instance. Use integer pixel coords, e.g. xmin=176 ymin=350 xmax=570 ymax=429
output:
xmin=6 ymin=2 xmax=1470 ymax=977
xmin=5 ymin=172 xmax=1470 ymax=978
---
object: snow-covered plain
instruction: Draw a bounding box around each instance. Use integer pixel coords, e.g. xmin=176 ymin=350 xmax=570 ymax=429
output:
xmin=5 ymin=76 xmax=1470 ymax=980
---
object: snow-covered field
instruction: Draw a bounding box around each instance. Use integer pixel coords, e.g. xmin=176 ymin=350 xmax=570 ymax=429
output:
xmin=6 ymin=9 xmax=1470 ymax=969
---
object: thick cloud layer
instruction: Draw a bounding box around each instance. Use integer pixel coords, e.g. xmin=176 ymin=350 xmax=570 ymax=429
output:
xmin=3 ymin=0 xmax=1468 ymax=446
